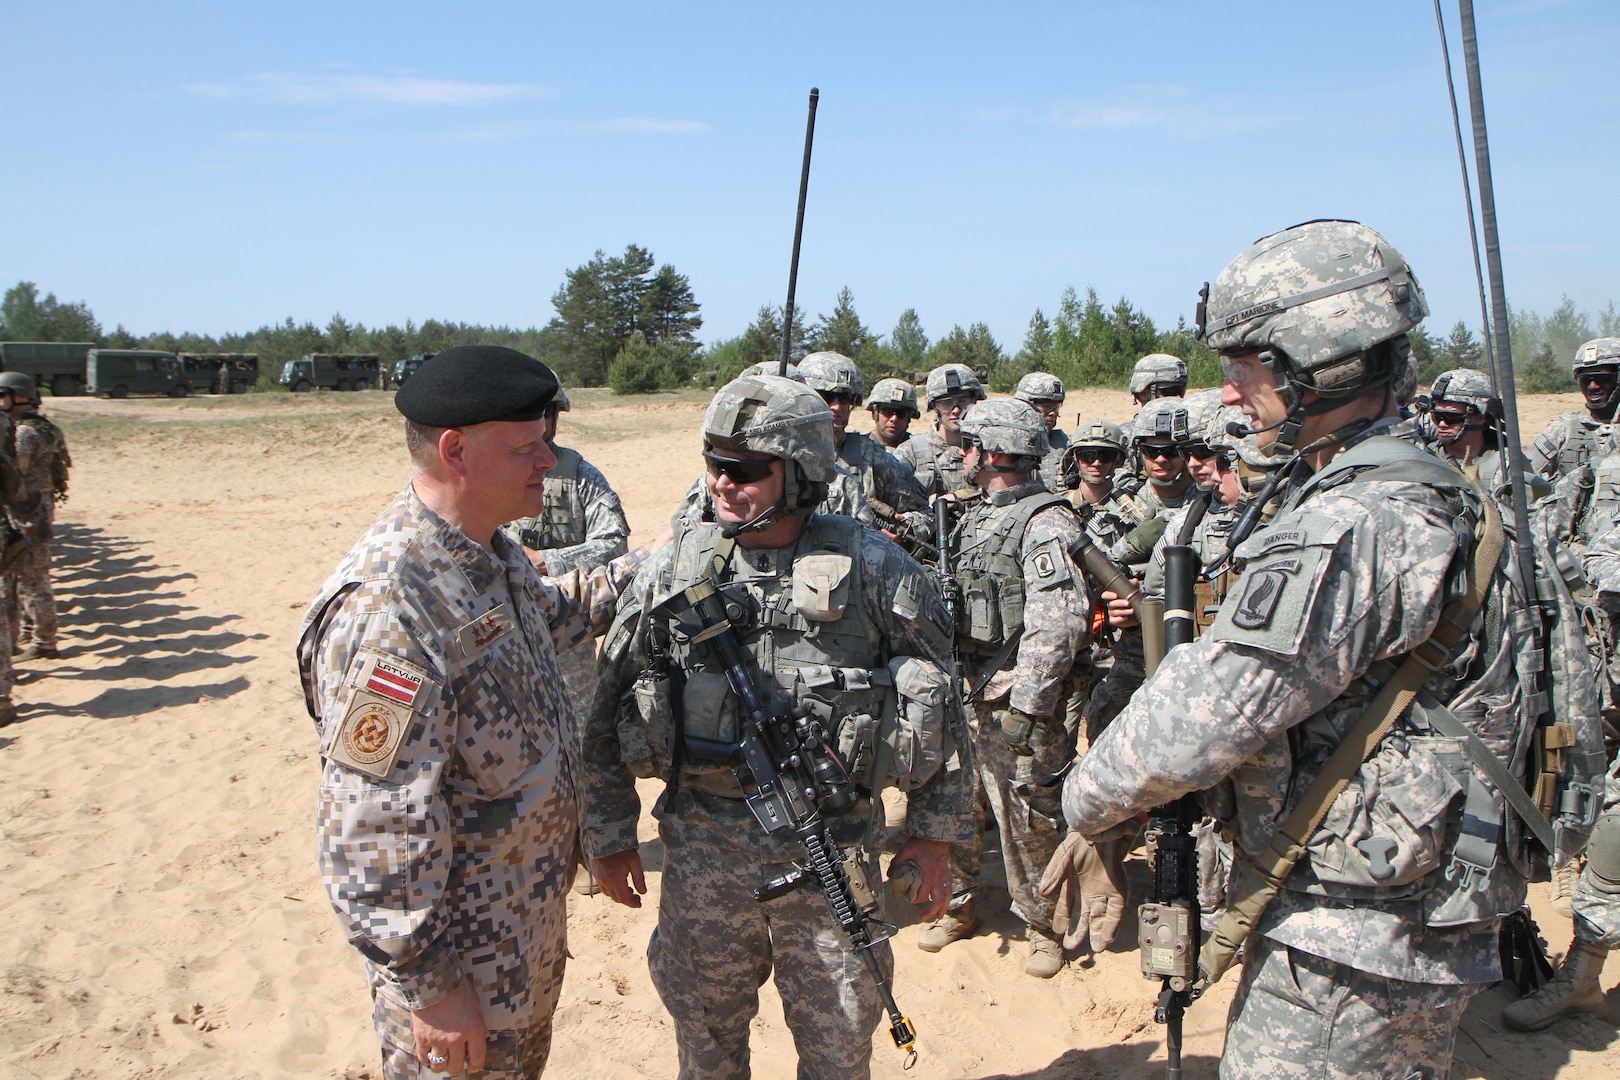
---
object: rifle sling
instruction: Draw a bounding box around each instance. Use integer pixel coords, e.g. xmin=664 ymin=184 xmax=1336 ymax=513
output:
xmin=1419 ymin=691 xmax=1556 ymax=853
xmin=1200 ymin=495 xmax=1504 ymax=984
xmin=966 ymin=627 xmax=1023 ymax=702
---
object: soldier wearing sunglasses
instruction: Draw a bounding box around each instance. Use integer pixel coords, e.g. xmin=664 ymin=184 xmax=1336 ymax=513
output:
xmin=1532 ymin=337 xmax=1620 ymax=480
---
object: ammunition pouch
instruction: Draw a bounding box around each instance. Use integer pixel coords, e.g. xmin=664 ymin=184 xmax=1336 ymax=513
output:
xmin=836 ymin=656 xmax=949 ymax=793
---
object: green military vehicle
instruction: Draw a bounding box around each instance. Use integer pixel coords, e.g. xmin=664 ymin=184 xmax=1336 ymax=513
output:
xmin=178 ymin=352 xmax=260 ymax=394
xmin=279 ymin=353 xmax=383 ymax=393
xmin=86 ymin=349 xmax=198 ymax=397
xmin=0 ymin=341 xmax=95 ymax=396
xmin=392 ymin=352 xmax=435 ymax=389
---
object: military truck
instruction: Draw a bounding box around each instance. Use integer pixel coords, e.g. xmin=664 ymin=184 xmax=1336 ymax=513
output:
xmin=178 ymin=352 xmax=260 ymax=394
xmin=86 ymin=350 xmax=196 ymax=398
xmin=392 ymin=352 xmax=435 ymax=389
xmin=279 ymin=353 xmax=383 ymax=392
xmin=0 ymin=342 xmax=95 ymax=396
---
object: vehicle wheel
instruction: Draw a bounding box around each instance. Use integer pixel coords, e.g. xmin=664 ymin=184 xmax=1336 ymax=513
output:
xmin=170 ymin=384 xmax=189 ymax=398
xmin=295 ymin=380 xmax=312 ymax=393
xmin=231 ymin=380 xmax=247 ymax=394
xmin=112 ymin=385 xmax=129 ymax=399
xmin=51 ymin=375 xmax=77 ymax=397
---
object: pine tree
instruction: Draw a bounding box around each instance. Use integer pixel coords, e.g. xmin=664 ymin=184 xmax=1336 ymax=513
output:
xmin=891 ymin=309 xmax=929 ymax=371
xmin=809 ymin=286 xmax=876 ymax=357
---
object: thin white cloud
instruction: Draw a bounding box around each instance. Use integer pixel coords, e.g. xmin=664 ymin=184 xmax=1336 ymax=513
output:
xmin=186 ymin=72 xmax=550 ymax=107
xmin=580 ymin=117 xmax=712 ymax=134
xmin=978 ymin=85 xmax=1269 ymax=141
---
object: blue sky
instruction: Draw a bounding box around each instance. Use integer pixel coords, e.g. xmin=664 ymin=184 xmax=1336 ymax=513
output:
xmin=3 ymin=1 xmax=1615 ymax=351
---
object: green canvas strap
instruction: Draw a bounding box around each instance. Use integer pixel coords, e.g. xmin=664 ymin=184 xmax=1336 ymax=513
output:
xmin=1200 ymin=495 xmax=1504 ymax=983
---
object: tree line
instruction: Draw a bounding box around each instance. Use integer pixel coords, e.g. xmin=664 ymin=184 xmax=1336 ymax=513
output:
xmin=3 ymin=250 xmax=1615 ymax=396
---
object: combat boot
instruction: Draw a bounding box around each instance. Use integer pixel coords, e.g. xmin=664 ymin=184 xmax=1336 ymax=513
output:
xmin=1549 ymin=857 xmax=1581 ymax=919
xmin=917 ymin=898 xmax=976 ymax=953
xmin=1501 ymin=939 xmax=1610 ymax=1031
xmin=1025 ymin=928 xmax=1065 ymax=979
xmin=18 ymin=643 xmax=56 ymax=661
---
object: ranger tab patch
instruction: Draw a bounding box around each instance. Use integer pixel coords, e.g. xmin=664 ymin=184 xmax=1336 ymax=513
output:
xmin=330 ymin=689 xmax=412 ymax=779
xmin=457 ymin=604 xmax=515 ymax=657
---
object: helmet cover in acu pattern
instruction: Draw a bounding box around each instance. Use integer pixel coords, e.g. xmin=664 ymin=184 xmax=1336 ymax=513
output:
xmin=865 ymin=377 xmax=919 ymax=417
xmin=799 ymin=352 xmax=865 ymax=398
xmin=1429 ymin=368 xmax=1498 ymax=416
xmin=1573 ymin=337 xmax=1620 ymax=373
xmin=1132 ymin=397 xmax=1194 ymax=444
xmin=1181 ymin=387 xmax=1225 ymax=443
xmin=741 ymin=361 xmax=805 ymax=382
xmin=702 ymin=375 xmax=837 ymax=483
xmin=925 ymin=364 xmax=988 ymax=409
xmin=1070 ymin=418 xmax=1129 ymax=453
xmin=1202 ymin=219 xmax=1427 ymax=398
xmin=959 ymin=399 xmax=1050 ymax=458
xmin=1206 ymin=404 xmax=1272 ymax=469
xmin=1129 ymin=354 xmax=1188 ymax=395
xmin=1014 ymin=372 xmax=1066 ymax=404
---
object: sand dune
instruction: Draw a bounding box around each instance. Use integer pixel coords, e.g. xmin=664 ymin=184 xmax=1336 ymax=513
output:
xmin=0 ymin=387 xmax=1614 ymax=1079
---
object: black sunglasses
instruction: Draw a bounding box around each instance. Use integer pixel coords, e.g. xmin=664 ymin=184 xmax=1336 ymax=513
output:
xmin=958 ymin=434 xmax=982 ymax=451
xmin=1184 ymin=444 xmax=1220 ymax=462
xmin=703 ymin=451 xmax=775 ymax=484
xmin=1139 ymin=443 xmax=1184 ymax=460
xmin=1073 ymin=448 xmax=1121 ymax=465
xmin=1430 ymin=408 xmax=1472 ymax=425
xmin=1579 ymin=371 xmax=1617 ymax=386
xmin=819 ymin=391 xmax=859 ymax=406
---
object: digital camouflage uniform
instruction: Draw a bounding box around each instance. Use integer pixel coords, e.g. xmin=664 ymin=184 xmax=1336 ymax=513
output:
xmin=931 ymin=400 xmax=1091 ymax=973
xmin=1064 ymin=221 xmax=1587 ymax=1079
xmin=504 ymin=441 xmax=631 ymax=720
xmin=1530 ymin=338 xmax=1620 ymax=480
xmin=894 ymin=364 xmax=986 ymax=497
xmin=7 ymin=410 xmax=62 ymax=651
xmin=301 ymin=485 xmax=648 ymax=1079
xmin=945 ymin=481 xmax=1092 ymax=940
xmin=0 ymin=414 xmax=22 ymax=720
xmin=582 ymin=375 xmax=974 ymax=1080
xmin=864 ymin=377 xmax=919 ymax=454
xmin=893 ymin=426 xmax=969 ymax=498
xmin=824 ymin=431 xmax=930 ymax=532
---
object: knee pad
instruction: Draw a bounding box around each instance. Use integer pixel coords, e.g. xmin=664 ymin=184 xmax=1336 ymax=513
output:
xmin=1588 ymin=810 xmax=1620 ymax=888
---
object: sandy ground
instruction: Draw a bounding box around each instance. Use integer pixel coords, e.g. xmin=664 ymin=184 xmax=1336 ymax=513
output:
xmin=0 ymin=385 xmax=1616 ymax=1080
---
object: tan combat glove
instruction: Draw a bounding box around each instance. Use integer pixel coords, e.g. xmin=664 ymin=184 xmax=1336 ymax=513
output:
xmin=1039 ymin=828 xmax=1129 ymax=954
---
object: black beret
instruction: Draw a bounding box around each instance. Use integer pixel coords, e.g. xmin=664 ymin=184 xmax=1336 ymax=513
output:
xmin=394 ymin=345 xmax=559 ymax=426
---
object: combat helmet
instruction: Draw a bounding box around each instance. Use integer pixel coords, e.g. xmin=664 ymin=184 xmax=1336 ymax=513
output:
xmin=1182 ymin=388 xmax=1224 ymax=445
xmin=1199 ymin=219 xmax=1427 ymax=453
xmin=1571 ymin=337 xmax=1620 ymax=374
xmin=741 ymin=360 xmax=804 ymax=383
xmin=0 ymin=371 xmax=39 ymax=403
xmin=1070 ymin=418 xmax=1129 ymax=454
xmin=799 ymin=351 xmax=865 ymax=398
xmin=1205 ymin=404 xmax=1272 ymax=471
xmin=1429 ymin=368 xmax=1499 ymax=417
xmin=702 ymin=374 xmax=836 ymax=534
xmin=551 ymin=386 xmax=572 ymax=412
xmin=1132 ymin=397 xmax=1194 ymax=445
xmin=924 ymin=364 xmax=987 ymax=410
xmin=1129 ymin=354 xmax=1188 ymax=397
xmin=865 ymin=377 xmax=920 ymax=417
xmin=959 ymin=399 xmax=1049 ymax=478
xmin=1014 ymin=372 xmax=1066 ymax=405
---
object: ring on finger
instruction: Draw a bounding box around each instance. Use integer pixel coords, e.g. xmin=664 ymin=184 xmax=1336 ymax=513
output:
xmin=427 ymin=1051 xmax=448 ymax=1066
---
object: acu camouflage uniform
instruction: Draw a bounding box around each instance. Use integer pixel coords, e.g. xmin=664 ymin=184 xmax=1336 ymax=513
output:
xmin=503 ymin=441 xmax=631 ymax=720
xmin=944 ymin=475 xmax=1092 ymax=939
xmin=1531 ymin=338 xmax=1620 ymax=480
xmin=0 ymin=415 xmax=23 ymax=718
xmin=581 ymin=515 xmax=973 ymax=1080
xmin=300 ymin=485 xmax=648 ymax=1079
xmin=893 ymin=426 xmax=969 ymax=498
xmin=824 ymin=430 xmax=930 ymax=533
xmin=1066 ymin=422 xmax=1553 ymax=1079
xmin=6 ymin=409 xmax=64 ymax=650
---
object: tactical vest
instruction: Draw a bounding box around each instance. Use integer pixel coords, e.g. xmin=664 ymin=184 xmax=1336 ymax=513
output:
xmin=1557 ymin=411 xmax=1616 ymax=475
xmin=1580 ymin=449 xmax=1620 ymax=547
xmin=516 ymin=445 xmax=584 ymax=550
xmin=641 ymin=513 xmax=891 ymax=797
xmin=19 ymin=414 xmax=69 ymax=504
xmin=1224 ymin=435 xmax=1596 ymax=930
xmin=955 ymin=490 xmax=1072 ymax=652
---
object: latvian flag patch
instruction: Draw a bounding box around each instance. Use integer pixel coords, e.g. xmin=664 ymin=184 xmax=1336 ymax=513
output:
xmin=365 ymin=655 xmax=426 ymax=707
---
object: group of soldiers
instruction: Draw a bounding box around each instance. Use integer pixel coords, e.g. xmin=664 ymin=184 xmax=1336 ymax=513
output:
xmin=0 ymin=371 xmax=69 ymax=727
xmin=304 ymin=218 xmax=1617 ymax=1080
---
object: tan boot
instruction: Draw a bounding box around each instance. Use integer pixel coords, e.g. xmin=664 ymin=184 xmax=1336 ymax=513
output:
xmin=917 ymin=898 xmax=977 ymax=953
xmin=1501 ymin=939 xmax=1610 ymax=1031
xmin=1025 ymin=928 xmax=1065 ymax=979
xmin=1549 ymin=858 xmax=1581 ymax=919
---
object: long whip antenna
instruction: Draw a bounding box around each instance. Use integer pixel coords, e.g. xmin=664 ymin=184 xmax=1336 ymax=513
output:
xmin=1431 ymin=0 xmax=1497 ymax=377
xmin=780 ymin=88 xmax=820 ymax=377
xmin=1454 ymin=0 xmax=1540 ymax=605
